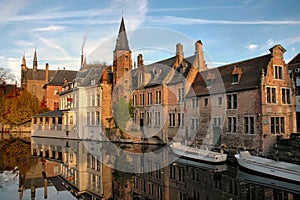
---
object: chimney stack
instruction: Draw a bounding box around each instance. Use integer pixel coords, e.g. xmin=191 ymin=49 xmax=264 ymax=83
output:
xmin=45 ymin=63 xmax=49 ymax=84
xmin=194 ymin=40 xmax=207 ymax=71
xmin=137 ymin=54 xmax=144 ymax=66
xmin=176 ymin=43 xmax=184 ymax=67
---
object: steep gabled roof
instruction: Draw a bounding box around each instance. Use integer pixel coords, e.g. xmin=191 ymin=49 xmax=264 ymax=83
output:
xmin=46 ymin=70 xmax=78 ymax=86
xmin=187 ymin=53 xmax=272 ymax=97
xmin=75 ymin=66 xmax=107 ymax=87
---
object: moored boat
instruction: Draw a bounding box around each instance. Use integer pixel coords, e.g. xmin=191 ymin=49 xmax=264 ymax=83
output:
xmin=235 ymin=151 xmax=300 ymax=183
xmin=170 ymin=142 xmax=227 ymax=163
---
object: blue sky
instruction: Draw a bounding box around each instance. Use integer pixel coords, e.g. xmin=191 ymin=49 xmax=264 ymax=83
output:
xmin=1 ymin=0 xmax=300 ymax=82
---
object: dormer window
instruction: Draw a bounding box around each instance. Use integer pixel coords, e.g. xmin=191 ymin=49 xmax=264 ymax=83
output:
xmin=206 ymin=72 xmax=215 ymax=87
xmin=232 ymin=74 xmax=239 ymax=83
xmin=232 ymin=66 xmax=242 ymax=84
xmin=274 ymin=66 xmax=283 ymax=79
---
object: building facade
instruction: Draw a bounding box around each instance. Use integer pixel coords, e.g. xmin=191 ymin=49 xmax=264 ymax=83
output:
xmin=43 ymin=69 xmax=77 ymax=110
xmin=187 ymin=44 xmax=296 ymax=152
xmin=21 ymin=50 xmax=56 ymax=102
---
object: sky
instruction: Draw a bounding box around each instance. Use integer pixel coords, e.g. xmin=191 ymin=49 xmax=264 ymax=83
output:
xmin=0 ymin=0 xmax=300 ymax=83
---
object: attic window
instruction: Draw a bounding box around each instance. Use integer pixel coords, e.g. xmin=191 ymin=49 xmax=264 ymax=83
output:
xmin=274 ymin=66 xmax=283 ymax=79
xmin=232 ymin=66 xmax=242 ymax=84
xmin=206 ymin=73 xmax=215 ymax=87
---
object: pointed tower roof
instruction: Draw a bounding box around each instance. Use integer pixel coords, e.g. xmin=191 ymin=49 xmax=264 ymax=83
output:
xmin=22 ymin=53 xmax=26 ymax=66
xmin=114 ymin=17 xmax=130 ymax=51
xmin=33 ymin=48 xmax=38 ymax=70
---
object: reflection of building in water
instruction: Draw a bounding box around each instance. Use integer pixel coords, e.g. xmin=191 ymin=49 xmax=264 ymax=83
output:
xmin=18 ymin=156 xmax=61 ymax=200
xmin=132 ymin=157 xmax=300 ymax=200
xmin=31 ymin=137 xmax=113 ymax=199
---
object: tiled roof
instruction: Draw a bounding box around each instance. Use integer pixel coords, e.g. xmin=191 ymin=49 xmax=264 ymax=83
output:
xmin=187 ymin=54 xmax=272 ymax=97
xmin=47 ymin=70 xmax=78 ymax=86
xmin=26 ymin=68 xmax=56 ymax=81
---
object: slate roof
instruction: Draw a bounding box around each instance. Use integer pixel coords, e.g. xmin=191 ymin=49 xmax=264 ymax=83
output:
xmin=131 ymin=56 xmax=177 ymax=89
xmin=45 ymin=70 xmax=78 ymax=87
xmin=167 ymin=55 xmax=194 ymax=85
xmin=288 ymin=53 xmax=300 ymax=70
xmin=187 ymin=53 xmax=272 ymax=97
xmin=75 ymin=66 xmax=106 ymax=87
xmin=114 ymin=17 xmax=130 ymax=51
xmin=26 ymin=68 xmax=56 ymax=81
xmin=34 ymin=110 xmax=63 ymax=117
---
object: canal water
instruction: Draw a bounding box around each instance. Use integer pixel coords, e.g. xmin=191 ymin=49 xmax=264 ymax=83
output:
xmin=0 ymin=137 xmax=300 ymax=200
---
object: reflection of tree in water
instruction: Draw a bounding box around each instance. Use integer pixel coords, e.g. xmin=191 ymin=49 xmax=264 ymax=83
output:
xmin=112 ymin=151 xmax=133 ymax=189
xmin=0 ymin=138 xmax=38 ymax=189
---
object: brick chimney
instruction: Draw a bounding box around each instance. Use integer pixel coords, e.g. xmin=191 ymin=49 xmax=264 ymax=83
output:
xmin=137 ymin=54 xmax=144 ymax=66
xmin=45 ymin=63 xmax=49 ymax=84
xmin=175 ymin=43 xmax=184 ymax=67
xmin=193 ymin=40 xmax=207 ymax=71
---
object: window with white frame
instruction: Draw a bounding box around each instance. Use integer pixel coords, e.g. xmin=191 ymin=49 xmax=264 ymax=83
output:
xmin=266 ymin=87 xmax=277 ymax=104
xmin=156 ymin=91 xmax=161 ymax=104
xmin=274 ymin=66 xmax=283 ymax=79
xmin=271 ymin=117 xmax=285 ymax=134
xmin=227 ymin=94 xmax=237 ymax=109
xmin=192 ymin=98 xmax=198 ymax=108
xmin=96 ymin=94 xmax=100 ymax=106
xmin=227 ymin=117 xmax=237 ymax=133
xmin=169 ymin=113 xmax=175 ymax=127
xmin=96 ymin=111 xmax=100 ymax=125
xmin=218 ymin=96 xmax=223 ymax=106
xmin=140 ymin=93 xmax=144 ymax=105
xmin=191 ymin=118 xmax=198 ymax=130
xmin=213 ymin=117 xmax=222 ymax=127
xmin=155 ymin=112 xmax=161 ymax=126
xmin=178 ymin=88 xmax=184 ymax=102
xmin=147 ymin=112 xmax=152 ymax=126
xmin=148 ymin=92 xmax=152 ymax=105
xmin=244 ymin=116 xmax=254 ymax=134
xmin=282 ymin=88 xmax=291 ymax=104
xmin=178 ymin=113 xmax=184 ymax=127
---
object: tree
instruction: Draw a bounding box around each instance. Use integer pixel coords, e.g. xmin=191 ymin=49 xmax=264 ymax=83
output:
xmin=113 ymin=98 xmax=132 ymax=131
xmin=3 ymin=90 xmax=39 ymax=125
xmin=0 ymin=67 xmax=15 ymax=82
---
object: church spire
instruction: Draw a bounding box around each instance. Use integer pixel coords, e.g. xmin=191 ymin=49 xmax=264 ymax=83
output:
xmin=21 ymin=53 xmax=26 ymax=71
xmin=33 ymin=48 xmax=38 ymax=71
xmin=114 ymin=17 xmax=130 ymax=51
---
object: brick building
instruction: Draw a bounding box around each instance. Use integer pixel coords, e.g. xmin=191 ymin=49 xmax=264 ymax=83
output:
xmin=187 ymin=44 xmax=296 ymax=152
xmin=43 ymin=68 xmax=77 ymax=110
xmin=21 ymin=50 xmax=56 ymax=102
xmin=129 ymin=41 xmax=207 ymax=143
xmin=288 ymin=53 xmax=300 ymax=131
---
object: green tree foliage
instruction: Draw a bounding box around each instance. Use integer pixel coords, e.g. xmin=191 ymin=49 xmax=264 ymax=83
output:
xmin=3 ymin=90 xmax=40 ymax=125
xmin=113 ymin=98 xmax=132 ymax=131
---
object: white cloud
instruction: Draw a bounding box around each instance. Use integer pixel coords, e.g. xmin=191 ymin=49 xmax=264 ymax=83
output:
xmin=34 ymin=25 xmax=67 ymax=32
xmin=246 ymin=44 xmax=258 ymax=50
xmin=148 ymin=16 xmax=300 ymax=25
